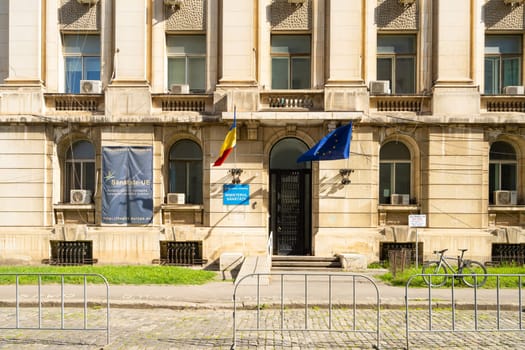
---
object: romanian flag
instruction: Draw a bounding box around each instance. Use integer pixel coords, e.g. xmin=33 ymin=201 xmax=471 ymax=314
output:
xmin=213 ymin=108 xmax=237 ymax=166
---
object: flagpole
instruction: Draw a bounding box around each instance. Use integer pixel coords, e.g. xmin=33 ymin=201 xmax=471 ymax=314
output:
xmin=233 ymin=105 xmax=237 ymax=167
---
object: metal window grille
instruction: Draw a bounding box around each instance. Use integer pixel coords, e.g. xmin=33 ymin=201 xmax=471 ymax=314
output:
xmin=491 ymin=243 xmax=525 ymax=265
xmin=379 ymin=242 xmax=423 ymax=265
xmin=49 ymin=240 xmax=94 ymax=266
xmin=159 ymin=241 xmax=205 ymax=266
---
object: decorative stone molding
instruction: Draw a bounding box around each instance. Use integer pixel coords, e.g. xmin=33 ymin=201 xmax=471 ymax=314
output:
xmin=165 ymin=0 xmax=206 ymax=31
xmin=245 ymin=121 xmax=259 ymax=141
xmin=376 ymin=0 xmax=418 ymax=30
xmin=271 ymin=0 xmax=311 ymax=31
xmin=504 ymin=0 xmax=524 ymax=6
xmin=59 ymin=0 xmax=99 ymax=31
xmin=485 ymin=0 xmax=525 ymax=30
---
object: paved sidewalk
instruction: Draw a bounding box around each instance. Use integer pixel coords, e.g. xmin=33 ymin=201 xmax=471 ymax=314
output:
xmin=0 ymin=271 xmax=524 ymax=349
xmin=0 ymin=271 xmax=522 ymax=309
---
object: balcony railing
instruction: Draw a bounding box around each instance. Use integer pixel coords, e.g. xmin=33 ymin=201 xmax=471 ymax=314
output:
xmin=152 ymin=94 xmax=214 ymax=113
xmin=259 ymin=90 xmax=324 ymax=111
xmin=370 ymin=95 xmax=431 ymax=113
xmin=44 ymin=93 xmax=104 ymax=113
xmin=481 ymin=95 xmax=525 ymax=113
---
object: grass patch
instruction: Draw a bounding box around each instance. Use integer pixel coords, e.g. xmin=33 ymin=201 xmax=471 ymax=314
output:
xmin=377 ymin=265 xmax=525 ymax=288
xmin=0 ymin=265 xmax=218 ymax=285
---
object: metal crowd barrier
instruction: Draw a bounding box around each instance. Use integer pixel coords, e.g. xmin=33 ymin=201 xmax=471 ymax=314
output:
xmin=231 ymin=272 xmax=381 ymax=349
xmin=0 ymin=273 xmax=110 ymax=345
xmin=405 ymin=273 xmax=525 ymax=349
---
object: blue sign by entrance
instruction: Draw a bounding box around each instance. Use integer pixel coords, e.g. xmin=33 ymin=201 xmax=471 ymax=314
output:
xmin=223 ymin=184 xmax=250 ymax=205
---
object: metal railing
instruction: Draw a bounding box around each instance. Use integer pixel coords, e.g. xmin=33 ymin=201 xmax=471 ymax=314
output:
xmin=231 ymin=272 xmax=381 ymax=349
xmin=0 ymin=273 xmax=110 ymax=346
xmin=405 ymin=273 xmax=525 ymax=349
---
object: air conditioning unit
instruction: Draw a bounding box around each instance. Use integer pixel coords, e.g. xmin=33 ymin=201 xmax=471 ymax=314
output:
xmin=503 ymin=86 xmax=524 ymax=95
xmin=399 ymin=0 xmax=416 ymax=5
xmin=80 ymin=80 xmax=102 ymax=94
xmin=70 ymin=190 xmax=92 ymax=205
xmin=288 ymin=0 xmax=306 ymax=3
xmin=369 ymin=80 xmax=391 ymax=95
xmin=494 ymin=190 xmax=517 ymax=205
xmin=170 ymin=84 xmax=190 ymax=94
xmin=77 ymin=0 xmax=99 ymax=5
xmin=391 ymin=194 xmax=410 ymax=205
xmin=167 ymin=193 xmax=185 ymax=204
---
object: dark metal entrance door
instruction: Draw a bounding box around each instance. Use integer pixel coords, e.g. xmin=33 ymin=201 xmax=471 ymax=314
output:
xmin=270 ymin=170 xmax=311 ymax=255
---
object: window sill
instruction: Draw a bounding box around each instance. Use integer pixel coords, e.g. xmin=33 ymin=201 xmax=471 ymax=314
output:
xmin=378 ymin=204 xmax=420 ymax=226
xmin=378 ymin=204 xmax=419 ymax=211
xmin=488 ymin=205 xmax=525 ymax=212
xmin=53 ymin=203 xmax=95 ymax=225
xmin=161 ymin=204 xmax=204 ymax=225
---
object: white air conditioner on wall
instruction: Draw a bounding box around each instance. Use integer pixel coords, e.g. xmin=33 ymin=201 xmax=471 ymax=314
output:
xmin=288 ymin=0 xmax=306 ymax=3
xmin=391 ymin=194 xmax=410 ymax=205
xmin=503 ymin=86 xmax=524 ymax=95
xmin=80 ymin=80 xmax=102 ymax=94
xmin=170 ymin=84 xmax=190 ymax=94
xmin=167 ymin=193 xmax=185 ymax=204
xmin=369 ymin=80 xmax=391 ymax=95
xmin=70 ymin=190 xmax=92 ymax=205
xmin=494 ymin=190 xmax=517 ymax=205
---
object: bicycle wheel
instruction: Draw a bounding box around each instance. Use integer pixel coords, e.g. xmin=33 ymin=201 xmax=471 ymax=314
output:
xmin=421 ymin=261 xmax=448 ymax=287
xmin=460 ymin=260 xmax=487 ymax=287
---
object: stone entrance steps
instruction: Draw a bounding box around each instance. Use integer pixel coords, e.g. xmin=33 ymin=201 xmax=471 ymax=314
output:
xmin=271 ymin=255 xmax=343 ymax=271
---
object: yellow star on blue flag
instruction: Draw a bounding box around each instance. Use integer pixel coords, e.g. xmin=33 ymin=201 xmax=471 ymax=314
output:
xmin=297 ymin=122 xmax=353 ymax=162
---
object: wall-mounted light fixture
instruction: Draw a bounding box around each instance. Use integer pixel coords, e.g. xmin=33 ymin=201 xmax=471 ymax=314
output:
xmin=229 ymin=168 xmax=243 ymax=184
xmin=339 ymin=169 xmax=354 ymax=185
xmin=504 ymin=0 xmax=524 ymax=5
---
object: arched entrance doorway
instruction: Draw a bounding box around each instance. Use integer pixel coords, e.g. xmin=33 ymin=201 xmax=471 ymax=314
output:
xmin=269 ymin=138 xmax=312 ymax=255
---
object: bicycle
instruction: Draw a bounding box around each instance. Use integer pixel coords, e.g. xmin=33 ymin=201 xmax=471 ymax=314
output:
xmin=421 ymin=248 xmax=487 ymax=288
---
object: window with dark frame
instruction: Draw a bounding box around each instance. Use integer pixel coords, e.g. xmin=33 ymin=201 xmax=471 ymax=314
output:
xmin=166 ymin=35 xmax=206 ymax=93
xmin=377 ymin=34 xmax=417 ymax=94
xmin=64 ymin=140 xmax=95 ymax=203
xmin=379 ymin=141 xmax=411 ymax=204
xmin=484 ymin=35 xmax=522 ymax=95
xmin=168 ymin=140 xmax=203 ymax=204
xmin=489 ymin=141 xmax=517 ymax=204
xmin=271 ymin=35 xmax=311 ymax=90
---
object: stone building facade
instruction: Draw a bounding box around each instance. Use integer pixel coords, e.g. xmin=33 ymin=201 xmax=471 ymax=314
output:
xmin=1 ymin=0 xmax=525 ymax=266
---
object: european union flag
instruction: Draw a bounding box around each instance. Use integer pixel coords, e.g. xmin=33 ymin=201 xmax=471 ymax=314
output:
xmin=297 ymin=122 xmax=353 ymax=162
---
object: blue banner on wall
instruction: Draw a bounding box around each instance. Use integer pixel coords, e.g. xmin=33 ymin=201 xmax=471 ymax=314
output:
xmin=102 ymin=146 xmax=153 ymax=224
xmin=223 ymin=184 xmax=250 ymax=206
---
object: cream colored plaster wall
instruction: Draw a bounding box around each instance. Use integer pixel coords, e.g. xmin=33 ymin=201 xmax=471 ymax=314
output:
xmin=0 ymin=1 xmax=8 ymax=83
xmin=434 ymin=0 xmax=471 ymax=83
xmin=220 ymin=0 xmax=255 ymax=83
xmin=0 ymin=229 xmax=52 ymax=264
xmin=327 ymin=0 xmax=362 ymax=83
xmin=0 ymin=125 xmax=51 ymax=227
xmin=7 ymin=0 xmax=41 ymax=83
xmin=423 ymin=127 xmax=486 ymax=229
xmin=113 ymin=0 xmax=147 ymax=82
